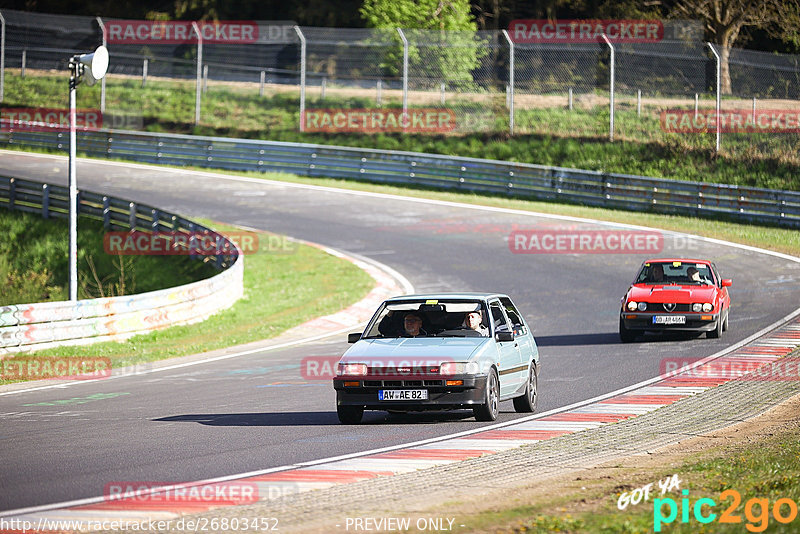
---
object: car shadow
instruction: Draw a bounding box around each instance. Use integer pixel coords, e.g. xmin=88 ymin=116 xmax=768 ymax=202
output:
xmin=154 ymin=412 xmax=339 ymax=426
xmin=154 ymin=410 xmax=481 ymax=426
xmin=536 ymin=331 xmax=703 ymax=347
xmin=535 ymin=333 xmax=622 ymax=346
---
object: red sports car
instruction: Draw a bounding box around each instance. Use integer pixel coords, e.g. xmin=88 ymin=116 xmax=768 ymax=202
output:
xmin=619 ymin=258 xmax=732 ymax=342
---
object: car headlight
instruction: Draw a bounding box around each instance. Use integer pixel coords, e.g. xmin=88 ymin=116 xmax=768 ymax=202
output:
xmin=627 ymin=301 xmax=638 ymax=311
xmin=440 ymin=362 xmax=479 ymax=375
xmin=692 ymin=303 xmax=703 ymax=312
xmin=703 ymin=303 xmax=713 ymax=312
xmin=637 ymin=302 xmax=647 ymax=311
xmin=337 ymin=363 xmax=367 ymax=376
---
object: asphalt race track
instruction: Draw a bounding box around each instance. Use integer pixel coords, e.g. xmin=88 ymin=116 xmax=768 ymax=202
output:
xmin=2 ymin=151 xmax=799 ymax=512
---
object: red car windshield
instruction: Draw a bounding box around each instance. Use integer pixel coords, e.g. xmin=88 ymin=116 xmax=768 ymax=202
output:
xmin=635 ymin=262 xmax=715 ymax=285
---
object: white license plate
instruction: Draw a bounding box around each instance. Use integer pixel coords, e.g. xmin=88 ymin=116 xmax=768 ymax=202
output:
xmin=653 ymin=315 xmax=686 ymax=325
xmin=378 ymin=389 xmax=428 ymax=401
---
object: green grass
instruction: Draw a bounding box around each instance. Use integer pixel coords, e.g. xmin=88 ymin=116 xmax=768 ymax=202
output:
xmin=1 ymin=219 xmax=374 ymax=383
xmin=0 ymin=207 xmax=215 ymax=305
xmin=3 ymin=73 xmax=799 ymax=191
xmin=457 ymin=387 xmax=800 ymax=533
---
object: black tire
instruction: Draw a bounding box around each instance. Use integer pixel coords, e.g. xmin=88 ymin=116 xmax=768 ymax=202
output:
xmin=619 ymin=317 xmax=637 ymax=343
xmin=707 ymin=315 xmax=723 ymax=338
xmin=474 ymin=369 xmax=500 ymax=422
xmin=722 ymin=310 xmax=729 ymax=331
xmin=337 ymin=405 xmax=364 ymax=424
xmin=513 ymin=363 xmax=538 ymax=413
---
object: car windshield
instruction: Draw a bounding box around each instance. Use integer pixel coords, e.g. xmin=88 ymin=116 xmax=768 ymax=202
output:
xmin=363 ymin=299 xmax=489 ymax=338
xmin=635 ymin=262 xmax=715 ymax=285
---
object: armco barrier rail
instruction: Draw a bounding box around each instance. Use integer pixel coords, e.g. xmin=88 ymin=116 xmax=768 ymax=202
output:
xmin=2 ymin=128 xmax=800 ymax=228
xmin=0 ymin=176 xmax=244 ymax=354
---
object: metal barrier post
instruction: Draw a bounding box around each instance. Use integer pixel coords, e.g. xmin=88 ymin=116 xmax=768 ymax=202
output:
xmin=260 ymin=70 xmax=265 ymax=96
xmin=397 ymin=28 xmax=408 ymax=116
xmin=707 ymin=42 xmax=721 ymax=152
xmin=142 ymin=58 xmax=148 ymax=88
xmin=294 ymin=26 xmax=306 ymax=132
xmin=191 ymin=22 xmax=203 ymax=126
xmin=601 ymin=34 xmax=615 ymax=142
xmin=42 ymin=183 xmax=49 ymax=219
xmin=501 ymin=29 xmax=514 ymax=134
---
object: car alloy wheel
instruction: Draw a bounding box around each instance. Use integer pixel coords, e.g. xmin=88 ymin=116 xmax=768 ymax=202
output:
xmin=474 ymin=369 xmax=499 ymax=422
xmin=513 ymin=363 xmax=537 ymax=413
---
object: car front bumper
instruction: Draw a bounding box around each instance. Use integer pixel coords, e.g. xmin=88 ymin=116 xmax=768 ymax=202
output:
xmin=333 ymin=374 xmax=488 ymax=410
xmin=621 ymin=312 xmax=720 ymax=332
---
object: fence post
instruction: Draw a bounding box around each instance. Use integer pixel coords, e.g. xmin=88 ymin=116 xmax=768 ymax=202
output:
xmin=397 ymin=28 xmax=408 ymax=116
xmin=259 ymin=70 xmax=265 ymax=96
xmin=321 ymin=77 xmax=326 ymax=99
xmin=191 ymin=22 xmax=203 ymax=126
xmin=294 ymin=26 xmax=306 ymax=132
xmin=569 ymin=87 xmax=573 ymax=110
xmin=637 ymin=89 xmax=641 ymax=117
xmin=440 ymin=82 xmax=445 ymax=105
xmin=377 ymin=79 xmax=382 ymax=105
xmin=0 ymin=11 xmax=5 ymax=103
xmin=752 ymin=96 xmax=756 ymax=123
xmin=706 ymin=42 xmax=721 ymax=152
xmin=203 ymin=64 xmax=208 ymax=93
xmin=142 ymin=58 xmax=148 ymax=88
xmin=694 ymin=93 xmax=698 ymax=119
xmin=601 ymin=34 xmax=614 ymax=141
xmin=501 ymin=29 xmax=514 ymax=135
xmin=21 ymin=49 xmax=26 ymax=78
xmin=96 ymin=17 xmax=107 ymax=113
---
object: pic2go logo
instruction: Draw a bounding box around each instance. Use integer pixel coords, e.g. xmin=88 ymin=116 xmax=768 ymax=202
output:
xmin=654 ymin=489 xmax=799 ymax=532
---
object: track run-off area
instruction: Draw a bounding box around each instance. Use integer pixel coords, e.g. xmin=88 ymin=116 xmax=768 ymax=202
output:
xmin=2 ymin=150 xmax=800 ymax=514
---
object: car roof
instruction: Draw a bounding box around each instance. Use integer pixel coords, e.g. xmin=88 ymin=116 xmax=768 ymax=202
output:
xmin=385 ymin=292 xmax=508 ymax=302
xmin=642 ymin=258 xmax=713 ymax=265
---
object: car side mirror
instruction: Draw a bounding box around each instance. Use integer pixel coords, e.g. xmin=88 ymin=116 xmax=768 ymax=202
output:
xmin=495 ymin=331 xmax=514 ymax=342
xmin=347 ymin=332 xmax=362 ymax=343
xmin=721 ymin=279 xmax=732 ymax=287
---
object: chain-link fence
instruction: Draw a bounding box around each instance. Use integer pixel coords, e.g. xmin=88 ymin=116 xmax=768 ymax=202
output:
xmin=1 ymin=8 xmax=799 ymax=165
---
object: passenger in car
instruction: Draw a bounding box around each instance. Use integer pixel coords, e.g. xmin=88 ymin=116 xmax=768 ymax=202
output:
xmin=463 ymin=311 xmax=489 ymax=336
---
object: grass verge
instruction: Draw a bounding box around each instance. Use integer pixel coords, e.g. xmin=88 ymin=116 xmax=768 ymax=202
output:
xmin=1 ymin=219 xmax=374 ymax=384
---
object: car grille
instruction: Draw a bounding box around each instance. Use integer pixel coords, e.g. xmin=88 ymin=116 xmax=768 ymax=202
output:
xmin=651 ymin=303 xmax=691 ymax=312
xmin=363 ymin=380 xmax=445 ymax=388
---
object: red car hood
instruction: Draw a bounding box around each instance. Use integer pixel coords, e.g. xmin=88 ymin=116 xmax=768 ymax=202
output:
xmin=627 ymin=284 xmax=718 ymax=303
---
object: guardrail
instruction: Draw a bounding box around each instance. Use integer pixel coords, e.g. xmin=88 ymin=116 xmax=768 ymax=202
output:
xmin=0 ymin=176 xmax=244 ymax=354
xmin=2 ymin=127 xmax=800 ymax=228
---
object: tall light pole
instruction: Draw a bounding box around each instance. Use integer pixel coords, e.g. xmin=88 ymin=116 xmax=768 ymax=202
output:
xmin=68 ymin=45 xmax=108 ymax=301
